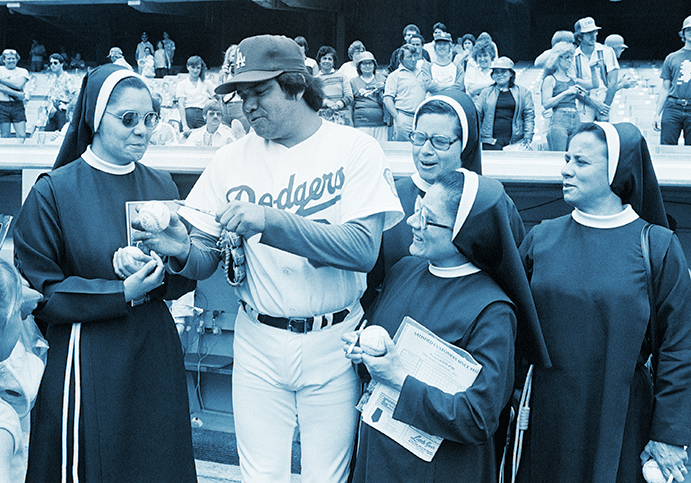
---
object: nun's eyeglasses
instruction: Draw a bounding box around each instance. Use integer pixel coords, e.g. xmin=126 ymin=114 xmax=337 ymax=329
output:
xmin=104 ymin=111 xmax=160 ymax=129
xmin=414 ymin=196 xmax=453 ymax=230
xmin=409 ymin=131 xmax=459 ymax=151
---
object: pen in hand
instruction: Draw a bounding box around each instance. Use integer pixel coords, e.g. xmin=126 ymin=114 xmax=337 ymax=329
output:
xmin=346 ymin=319 xmax=369 ymax=356
xmin=173 ymin=200 xmax=216 ymax=218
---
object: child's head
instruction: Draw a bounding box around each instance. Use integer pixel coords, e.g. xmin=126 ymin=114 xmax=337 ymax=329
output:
xmin=0 ymin=259 xmax=21 ymax=330
xmin=0 ymin=259 xmax=23 ymax=360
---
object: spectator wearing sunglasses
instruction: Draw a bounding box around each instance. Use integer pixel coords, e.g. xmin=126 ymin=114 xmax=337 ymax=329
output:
xmin=185 ymin=99 xmax=236 ymax=146
xmin=45 ymin=53 xmax=78 ymax=132
xmin=13 ymin=64 xmax=197 ymax=483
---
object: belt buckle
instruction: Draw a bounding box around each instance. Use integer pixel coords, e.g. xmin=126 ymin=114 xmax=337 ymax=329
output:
xmin=287 ymin=318 xmax=310 ymax=333
xmin=681 ymin=99 xmax=690 ymax=107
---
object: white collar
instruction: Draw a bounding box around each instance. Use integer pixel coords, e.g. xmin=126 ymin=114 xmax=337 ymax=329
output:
xmin=428 ymin=261 xmax=481 ymax=278
xmin=411 ymin=172 xmax=432 ymax=193
xmin=82 ymin=146 xmax=135 ymax=175
xmin=571 ymin=204 xmax=638 ymax=228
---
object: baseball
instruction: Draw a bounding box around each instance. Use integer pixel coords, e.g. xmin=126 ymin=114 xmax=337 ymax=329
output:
xmin=642 ymin=460 xmax=667 ymax=483
xmin=359 ymin=325 xmax=389 ymax=357
xmin=139 ymin=201 xmax=170 ymax=233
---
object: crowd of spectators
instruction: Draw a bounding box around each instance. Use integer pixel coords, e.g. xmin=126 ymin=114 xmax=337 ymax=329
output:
xmin=1 ymin=16 xmax=691 ymax=147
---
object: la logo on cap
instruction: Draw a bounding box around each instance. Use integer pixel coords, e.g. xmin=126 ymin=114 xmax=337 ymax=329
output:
xmin=236 ymin=51 xmax=246 ymax=69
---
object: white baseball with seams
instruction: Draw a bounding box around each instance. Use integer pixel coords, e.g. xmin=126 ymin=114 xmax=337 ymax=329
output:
xmin=359 ymin=325 xmax=389 ymax=356
xmin=139 ymin=201 xmax=170 ymax=232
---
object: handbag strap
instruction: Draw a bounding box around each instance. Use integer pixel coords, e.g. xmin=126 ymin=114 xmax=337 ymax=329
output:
xmin=641 ymin=223 xmax=658 ymax=371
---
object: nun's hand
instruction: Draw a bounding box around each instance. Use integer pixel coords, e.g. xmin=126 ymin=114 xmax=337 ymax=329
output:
xmin=641 ymin=440 xmax=688 ymax=482
xmin=123 ymin=251 xmax=165 ymax=303
xmin=131 ymin=210 xmax=191 ymax=262
xmin=113 ymin=245 xmax=153 ymax=280
xmin=653 ymin=114 xmax=662 ymax=132
xmin=361 ymin=338 xmax=408 ymax=391
xmin=342 ymin=331 xmax=364 ymax=364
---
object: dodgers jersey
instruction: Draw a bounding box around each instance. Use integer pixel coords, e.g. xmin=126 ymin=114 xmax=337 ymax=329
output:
xmin=180 ymin=120 xmax=403 ymax=318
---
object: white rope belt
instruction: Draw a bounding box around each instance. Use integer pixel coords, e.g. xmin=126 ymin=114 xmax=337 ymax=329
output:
xmin=61 ymin=322 xmax=82 ymax=483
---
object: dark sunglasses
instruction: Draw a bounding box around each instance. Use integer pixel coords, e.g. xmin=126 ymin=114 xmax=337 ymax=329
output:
xmin=104 ymin=110 xmax=159 ymax=129
xmin=50 ymin=61 xmax=61 ymax=65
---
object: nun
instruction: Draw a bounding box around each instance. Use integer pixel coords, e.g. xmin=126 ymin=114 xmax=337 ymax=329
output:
xmin=363 ymin=88 xmax=484 ymax=308
xmin=518 ymin=122 xmax=691 ymax=483
xmin=345 ymin=169 xmax=550 ymax=482
xmin=13 ymin=64 xmax=197 ymax=482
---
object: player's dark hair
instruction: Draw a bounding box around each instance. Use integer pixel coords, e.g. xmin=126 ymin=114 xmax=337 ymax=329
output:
xmin=276 ymin=72 xmax=324 ymax=112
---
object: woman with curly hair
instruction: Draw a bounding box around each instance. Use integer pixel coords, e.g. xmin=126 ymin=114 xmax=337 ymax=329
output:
xmin=316 ymin=45 xmax=354 ymax=125
xmin=464 ymin=39 xmax=497 ymax=98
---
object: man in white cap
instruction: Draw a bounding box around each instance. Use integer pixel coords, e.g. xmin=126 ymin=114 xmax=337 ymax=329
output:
xmin=143 ymin=34 xmax=403 ymax=483
xmin=570 ymin=16 xmax=619 ymax=121
xmin=654 ymin=15 xmax=691 ymax=145
xmin=107 ymin=47 xmax=132 ymax=70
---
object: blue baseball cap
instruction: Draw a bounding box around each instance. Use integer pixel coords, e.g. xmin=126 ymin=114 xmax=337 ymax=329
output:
xmin=215 ymin=35 xmax=308 ymax=94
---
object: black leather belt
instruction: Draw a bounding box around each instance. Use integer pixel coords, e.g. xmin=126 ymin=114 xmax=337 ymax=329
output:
xmin=240 ymin=301 xmax=349 ymax=333
xmin=670 ymin=97 xmax=691 ymax=107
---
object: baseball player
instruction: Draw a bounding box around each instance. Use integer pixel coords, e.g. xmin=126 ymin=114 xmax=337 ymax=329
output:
xmin=135 ymin=34 xmax=403 ymax=483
